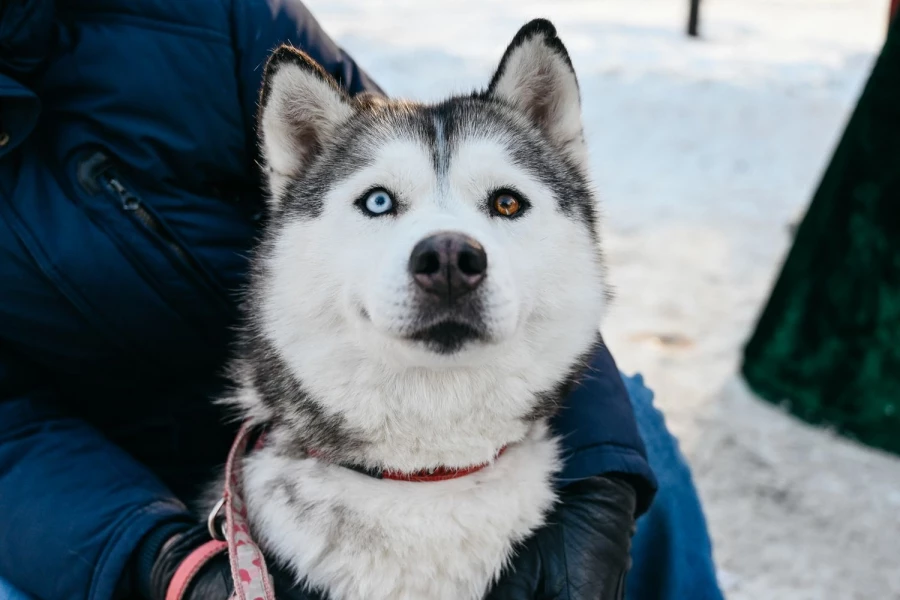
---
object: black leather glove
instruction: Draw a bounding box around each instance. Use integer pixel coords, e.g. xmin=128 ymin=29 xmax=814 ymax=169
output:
xmin=142 ymin=523 xmax=233 ymax=600
xmin=485 ymin=475 xmax=637 ymax=600
xmin=139 ymin=522 xmax=326 ymax=600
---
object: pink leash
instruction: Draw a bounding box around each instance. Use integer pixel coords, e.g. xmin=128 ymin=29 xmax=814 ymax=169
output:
xmin=166 ymin=422 xmax=276 ymax=600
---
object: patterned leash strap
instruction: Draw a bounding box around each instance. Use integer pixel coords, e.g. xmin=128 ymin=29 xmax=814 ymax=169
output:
xmin=183 ymin=422 xmax=276 ymax=600
xmin=222 ymin=421 xmax=277 ymax=600
xmin=168 ymin=421 xmax=275 ymax=600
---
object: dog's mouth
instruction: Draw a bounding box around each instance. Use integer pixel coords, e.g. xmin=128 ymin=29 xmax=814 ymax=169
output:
xmin=358 ymin=297 xmax=492 ymax=354
xmin=406 ymin=320 xmax=488 ymax=354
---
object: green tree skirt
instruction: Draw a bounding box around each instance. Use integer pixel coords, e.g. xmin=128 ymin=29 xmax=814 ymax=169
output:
xmin=742 ymin=17 xmax=900 ymax=457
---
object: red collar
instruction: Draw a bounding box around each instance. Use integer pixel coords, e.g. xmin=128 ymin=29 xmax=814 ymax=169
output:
xmin=253 ymin=427 xmax=506 ymax=482
xmin=379 ymin=446 xmax=508 ymax=482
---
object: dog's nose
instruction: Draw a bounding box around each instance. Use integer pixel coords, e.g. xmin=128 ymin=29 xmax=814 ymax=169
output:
xmin=409 ymin=232 xmax=487 ymax=302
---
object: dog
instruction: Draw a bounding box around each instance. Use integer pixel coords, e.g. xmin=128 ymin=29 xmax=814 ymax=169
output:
xmin=216 ymin=18 xmax=608 ymax=600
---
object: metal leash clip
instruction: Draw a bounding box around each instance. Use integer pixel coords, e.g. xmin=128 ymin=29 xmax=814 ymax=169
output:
xmin=206 ymin=496 xmax=227 ymax=541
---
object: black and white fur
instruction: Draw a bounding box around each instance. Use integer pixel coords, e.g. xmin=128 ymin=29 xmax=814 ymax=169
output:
xmin=218 ymin=19 xmax=607 ymax=600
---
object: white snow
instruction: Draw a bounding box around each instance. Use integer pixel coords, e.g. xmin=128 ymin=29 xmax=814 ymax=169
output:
xmin=301 ymin=1 xmax=900 ymax=598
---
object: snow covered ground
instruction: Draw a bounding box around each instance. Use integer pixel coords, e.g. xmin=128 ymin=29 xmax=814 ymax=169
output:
xmin=302 ymin=1 xmax=900 ymax=597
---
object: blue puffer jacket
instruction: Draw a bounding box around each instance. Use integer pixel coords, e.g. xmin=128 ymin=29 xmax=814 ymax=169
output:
xmin=0 ymin=2 xmax=656 ymax=599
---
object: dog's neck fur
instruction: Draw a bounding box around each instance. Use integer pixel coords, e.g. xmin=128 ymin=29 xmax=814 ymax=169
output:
xmin=229 ymin=329 xmax=595 ymax=473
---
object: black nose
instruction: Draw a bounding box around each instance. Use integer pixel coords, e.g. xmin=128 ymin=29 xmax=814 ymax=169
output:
xmin=409 ymin=232 xmax=487 ymax=303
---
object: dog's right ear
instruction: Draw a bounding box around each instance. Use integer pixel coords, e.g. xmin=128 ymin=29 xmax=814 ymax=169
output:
xmin=258 ymin=45 xmax=354 ymax=206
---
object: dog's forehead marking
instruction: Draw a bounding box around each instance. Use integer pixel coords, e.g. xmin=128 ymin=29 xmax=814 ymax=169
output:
xmin=433 ymin=113 xmax=449 ymax=189
xmin=286 ymin=99 xmax=597 ymax=240
xmin=362 ymin=121 xmax=515 ymax=213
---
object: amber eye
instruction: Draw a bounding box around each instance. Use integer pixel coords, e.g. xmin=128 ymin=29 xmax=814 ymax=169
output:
xmin=493 ymin=193 xmax=521 ymax=217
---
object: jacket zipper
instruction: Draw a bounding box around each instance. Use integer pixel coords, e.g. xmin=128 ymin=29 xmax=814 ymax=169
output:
xmin=100 ymin=171 xmax=193 ymax=265
xmin=77 ymin=151 xmax=223 ymax=297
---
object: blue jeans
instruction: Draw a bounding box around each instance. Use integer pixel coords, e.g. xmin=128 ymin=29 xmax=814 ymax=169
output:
xmin=0 ymin=374 xmax=723 ymax=600
xmin=624 ymin=373 xmax=725 ymax=600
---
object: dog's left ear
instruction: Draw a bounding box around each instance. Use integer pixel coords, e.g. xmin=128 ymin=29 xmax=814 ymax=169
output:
xmin=258 ymin=45 xmax=354 ymax=206
xmin=487 ymin=20 xmax=586 ymax=165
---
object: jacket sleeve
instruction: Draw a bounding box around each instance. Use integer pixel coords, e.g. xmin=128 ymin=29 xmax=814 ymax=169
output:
xmin=550 ymin=343 xmax=658 ymax=516
xmin=0 ymin=352 xmax=193 ymax=600
xmin=231 ymin=0 xmax=383 ymax=145
xmin=0 ymin=0 xmax=55 ymax=157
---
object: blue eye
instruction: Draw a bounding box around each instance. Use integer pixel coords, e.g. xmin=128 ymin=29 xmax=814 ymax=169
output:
xmin=363 ymin=189 xmax=394 ymax=216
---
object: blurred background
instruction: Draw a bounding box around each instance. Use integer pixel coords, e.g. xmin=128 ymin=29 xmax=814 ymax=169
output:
xmin=302 ymin=1 xmax=900 ymax=598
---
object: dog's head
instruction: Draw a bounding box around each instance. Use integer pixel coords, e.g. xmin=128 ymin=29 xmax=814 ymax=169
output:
xmin=242 ymin=20 xmax=606 ymax=466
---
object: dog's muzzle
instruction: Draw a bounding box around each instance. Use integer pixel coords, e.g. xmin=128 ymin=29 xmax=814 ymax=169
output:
xmin=406 ymin=231 xmax=489 ymax=353
xmin=408 ymin=231 xmax=487 ymax=304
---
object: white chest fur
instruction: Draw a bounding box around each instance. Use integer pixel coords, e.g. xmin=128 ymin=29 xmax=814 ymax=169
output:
xmin=242 ymin=423 xmax=560 ymax=600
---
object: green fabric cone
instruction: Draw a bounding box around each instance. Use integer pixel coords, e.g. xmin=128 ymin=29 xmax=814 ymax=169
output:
xmin=741 ymin=17 xmax=900 ymax=456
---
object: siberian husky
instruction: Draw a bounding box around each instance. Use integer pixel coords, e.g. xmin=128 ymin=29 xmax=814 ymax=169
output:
xmin=218 ymin=18 xmax=607 ymax=600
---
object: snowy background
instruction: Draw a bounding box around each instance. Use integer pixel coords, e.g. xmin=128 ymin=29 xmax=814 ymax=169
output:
xmin=301 ymin=1 xmax=900 ymax=598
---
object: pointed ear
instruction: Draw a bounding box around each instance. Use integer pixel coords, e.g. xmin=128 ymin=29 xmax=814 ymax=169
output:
xmin=258 ymin=45 xmax=354 ymax=204
xmin=487 ymin=20 xmax=586 ymax=165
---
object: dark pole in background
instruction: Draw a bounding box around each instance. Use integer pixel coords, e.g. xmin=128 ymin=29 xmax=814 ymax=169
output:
xmin=688 ymin=0 xmax=701 ymax=37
